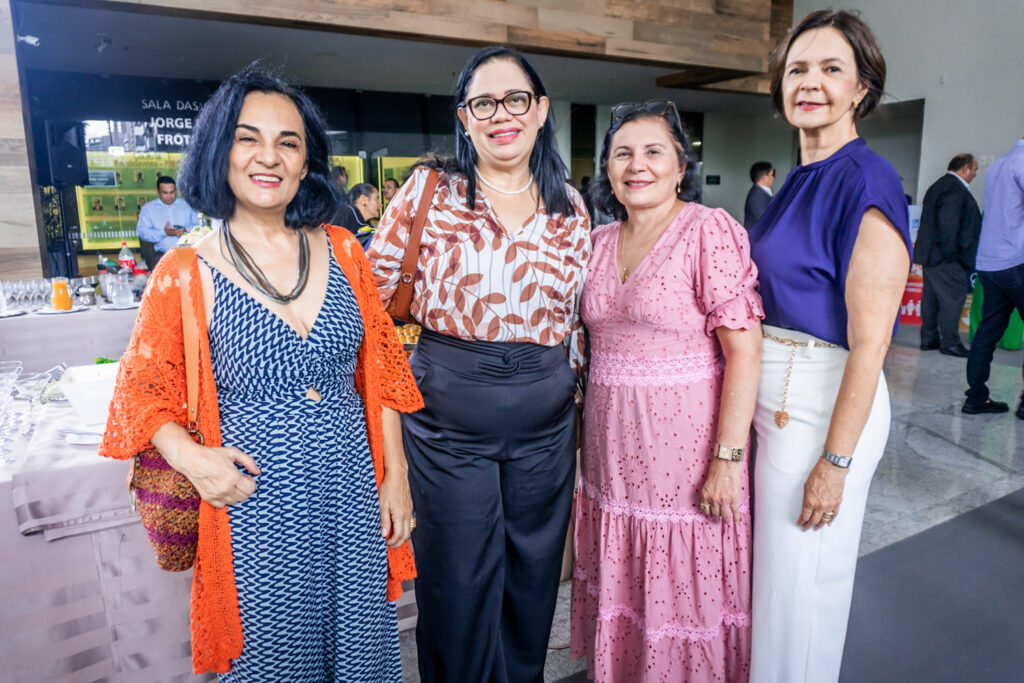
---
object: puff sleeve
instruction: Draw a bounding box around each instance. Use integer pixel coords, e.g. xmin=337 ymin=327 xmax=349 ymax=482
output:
xmin=694 ymin=208 xmax=765 ymax=336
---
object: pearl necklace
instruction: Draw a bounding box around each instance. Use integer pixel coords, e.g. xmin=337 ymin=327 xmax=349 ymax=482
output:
xmin=476 ymin=170 xmax=534 ymax=196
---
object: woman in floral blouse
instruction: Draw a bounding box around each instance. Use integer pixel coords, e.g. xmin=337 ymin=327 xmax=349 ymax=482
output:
xmin=367 ymin=45 xmax=590 ymax=683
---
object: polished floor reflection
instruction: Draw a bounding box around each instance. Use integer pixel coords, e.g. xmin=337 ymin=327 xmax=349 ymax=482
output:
xmin=401 ymin=324 xmax=1024 ymax=682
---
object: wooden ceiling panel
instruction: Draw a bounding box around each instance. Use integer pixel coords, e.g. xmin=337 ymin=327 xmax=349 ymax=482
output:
xmin=29 ymin=0 xmax=785 ymax=88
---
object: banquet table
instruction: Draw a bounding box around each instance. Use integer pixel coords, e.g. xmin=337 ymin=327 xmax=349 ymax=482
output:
xmin=0 ymin=305 xmax=138 ymax=373
xmin=0 ymin=400 xmax=212 ymax=683
xmin=2 ymin=398 xmax=420 ymax=681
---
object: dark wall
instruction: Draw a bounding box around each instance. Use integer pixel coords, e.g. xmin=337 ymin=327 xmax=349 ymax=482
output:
xmin=26 ymin=69 xmax=457 ymax=185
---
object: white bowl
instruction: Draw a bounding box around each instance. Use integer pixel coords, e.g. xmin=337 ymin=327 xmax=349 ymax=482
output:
xmin=59 ymin=363 xmax=119 ymax=426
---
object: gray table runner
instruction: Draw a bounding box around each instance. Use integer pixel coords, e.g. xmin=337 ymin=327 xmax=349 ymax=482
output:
xmin=11 ymin=402 xmax=137 ymax=540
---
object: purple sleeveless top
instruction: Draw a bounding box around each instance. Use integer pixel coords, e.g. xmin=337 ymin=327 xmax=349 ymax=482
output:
xmin=748 ymin=138 xmax=911 ymax=349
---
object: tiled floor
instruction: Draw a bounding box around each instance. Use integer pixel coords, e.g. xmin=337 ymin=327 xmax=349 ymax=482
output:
xmin=400 ymin=324 xmax=1024 ymax=682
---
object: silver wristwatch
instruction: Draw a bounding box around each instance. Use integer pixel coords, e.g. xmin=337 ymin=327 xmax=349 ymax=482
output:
xmin=821 ymin=448 xmax=852 ymax=468
xmin=714 ymin=444 xmax=745 ymax=462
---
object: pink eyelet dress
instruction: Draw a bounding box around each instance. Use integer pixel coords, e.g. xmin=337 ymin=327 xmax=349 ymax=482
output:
xmin=570 ymin=202 xmax=764 ymax=683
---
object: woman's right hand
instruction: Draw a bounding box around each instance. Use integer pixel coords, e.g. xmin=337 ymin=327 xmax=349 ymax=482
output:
xmin=700 ymin=458 xmax=743 ymax=522
xmin=151 ymin=422 xmax=260 ymax=507
xmin=176 ymin=440 xmax=260 ymax=508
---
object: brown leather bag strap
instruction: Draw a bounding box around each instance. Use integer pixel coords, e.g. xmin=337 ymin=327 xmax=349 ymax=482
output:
xmin=174 ymin=247 xmax=201 ymax=430
xmin=389 ymin=168 xmax=440 ymax=321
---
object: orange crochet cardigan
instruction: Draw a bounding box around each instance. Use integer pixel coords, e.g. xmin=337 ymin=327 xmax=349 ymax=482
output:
xmin=100 ymin=226 xmax=423 ymax=674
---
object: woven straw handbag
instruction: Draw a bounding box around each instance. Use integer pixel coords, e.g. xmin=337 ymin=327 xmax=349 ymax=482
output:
xmin=127 ymin=247 xmax=202 ymax=571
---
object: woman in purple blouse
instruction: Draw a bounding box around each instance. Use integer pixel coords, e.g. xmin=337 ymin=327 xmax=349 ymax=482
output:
xmin=746 ymin=11 xmax=911 ymax=682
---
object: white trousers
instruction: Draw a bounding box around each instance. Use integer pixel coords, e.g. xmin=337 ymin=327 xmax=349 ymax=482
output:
xmin=750 ymin=326 xmax=890 ymax=683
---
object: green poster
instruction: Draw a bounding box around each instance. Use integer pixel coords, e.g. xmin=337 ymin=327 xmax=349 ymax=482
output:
xmin=78 ymin=152 xmax=183 ymax=250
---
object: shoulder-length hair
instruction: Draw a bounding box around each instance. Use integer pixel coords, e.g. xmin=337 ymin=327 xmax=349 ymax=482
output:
xmin=768 ymin=10 xmax=886 ymax=123
xmin=421 ymin=46 xmax=575 ymax=217
xmin=178 ymin=64 xmax=339 ymax=229
xmin=590 ymin=108 xmax=701 ymax=223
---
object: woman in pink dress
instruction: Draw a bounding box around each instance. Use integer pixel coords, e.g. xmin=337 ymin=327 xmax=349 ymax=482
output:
xmin=570 ymin=102 xmax=763 ymax=682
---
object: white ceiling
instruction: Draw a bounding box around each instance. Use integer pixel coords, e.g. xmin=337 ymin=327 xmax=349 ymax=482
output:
xmin=13 ymin=2 xmax=770 ymax=113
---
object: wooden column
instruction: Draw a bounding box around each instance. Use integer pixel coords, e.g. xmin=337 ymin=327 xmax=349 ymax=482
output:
xmin=0 ymin=0 xmax=43 ymax=280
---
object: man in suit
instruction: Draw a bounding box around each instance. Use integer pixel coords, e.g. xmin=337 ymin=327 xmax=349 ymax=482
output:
xmin=743 ymin=161 xmax=774 ymax=228
xmin=914 ymin=153 xmax=981 ymax=357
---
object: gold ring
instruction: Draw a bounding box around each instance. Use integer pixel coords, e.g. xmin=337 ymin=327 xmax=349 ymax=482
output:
xmin=821 ymin=511 xmax=835 ymax=520
xmin=699 ymin=502 xmax=711 ymax=513
xmin=410 ymin=517 xmax=417 ymax=529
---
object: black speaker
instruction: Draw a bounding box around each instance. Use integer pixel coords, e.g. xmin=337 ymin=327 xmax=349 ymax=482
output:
xmin=46 ymin=121 xmax=88 ymax=186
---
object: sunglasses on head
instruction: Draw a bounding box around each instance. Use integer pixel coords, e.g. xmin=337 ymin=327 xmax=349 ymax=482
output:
xmin=610 ymin=100 xmax=683 ymax=131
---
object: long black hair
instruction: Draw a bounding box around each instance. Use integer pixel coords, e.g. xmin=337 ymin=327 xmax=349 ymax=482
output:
xmin=421 ymin=46 xmax=575 ymax=217
xmin=178 ymin=64 xmax=339 ymax=229
xmin=591 ymin=107 xmax=701 ymax=222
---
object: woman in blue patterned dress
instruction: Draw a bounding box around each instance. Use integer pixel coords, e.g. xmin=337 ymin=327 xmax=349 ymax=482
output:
xmin=135 ymin=67 xmax=421 ymax=679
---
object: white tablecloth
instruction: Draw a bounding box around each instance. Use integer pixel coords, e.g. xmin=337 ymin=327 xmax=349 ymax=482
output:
xmin=1 ymin=401 xmax=212 ymax=682
xmin=0 ymin=306 xmax=138 ymax=373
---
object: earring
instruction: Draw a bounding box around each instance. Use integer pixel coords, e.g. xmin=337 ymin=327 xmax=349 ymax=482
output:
xmin=676 ymin=180 xmax=682 ymax=194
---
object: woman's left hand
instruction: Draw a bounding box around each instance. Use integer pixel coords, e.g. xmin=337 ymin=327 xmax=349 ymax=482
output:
xmin=799 ymin=458 xmax=848 ymax=530
xmin=378 ymin=471 xmax=414 ymax=548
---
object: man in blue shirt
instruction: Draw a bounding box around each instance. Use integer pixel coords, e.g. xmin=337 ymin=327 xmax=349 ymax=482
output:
xmin=136 ymin=176 xmax=199 ymax=266
xmin=964 ymin=138 xmax=1024 ymax=417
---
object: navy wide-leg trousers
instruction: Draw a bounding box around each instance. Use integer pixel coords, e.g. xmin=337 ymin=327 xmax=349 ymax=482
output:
xmin=403 ymin=329 xmax=577 ymax=683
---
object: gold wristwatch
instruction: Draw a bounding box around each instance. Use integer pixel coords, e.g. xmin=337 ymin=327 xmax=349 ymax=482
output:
xmin=714 ymin=444 xmax=745 ymax=462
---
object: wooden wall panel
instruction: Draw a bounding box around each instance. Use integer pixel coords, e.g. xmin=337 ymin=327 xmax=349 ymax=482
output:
xmin=0 ymin=0 xmax=43 ymax=277
xmin=701 ymin=0 xmax=792 ymax=94
xmin=536 ymin=8 xmax=633 ymax=39
xmin=715 ymin=0 xmax=770 ymax=21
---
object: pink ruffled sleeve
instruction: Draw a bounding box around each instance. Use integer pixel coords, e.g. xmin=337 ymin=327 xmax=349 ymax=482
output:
xmin=695 ymin=208 xmax=764 ymax=335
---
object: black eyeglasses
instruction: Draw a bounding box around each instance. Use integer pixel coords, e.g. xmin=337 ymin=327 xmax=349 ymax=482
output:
xmin=610 ymin=100 xmax=683 ymax=131
xmin=462 ymin=91 xmax=535 ymax=120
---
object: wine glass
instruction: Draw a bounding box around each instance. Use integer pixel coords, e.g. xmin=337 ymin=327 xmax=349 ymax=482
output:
xmin=14 ymin=372 xmax=50 ymax=439
xmin=10 ymin=281 xmax=27 ymax=310
xmin=35 ymin=279 xmax=50 ymax=308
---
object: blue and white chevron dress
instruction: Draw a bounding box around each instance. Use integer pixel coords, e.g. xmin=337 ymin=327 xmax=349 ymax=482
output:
xmin=204 ymin=252 xmax=400 ymax=682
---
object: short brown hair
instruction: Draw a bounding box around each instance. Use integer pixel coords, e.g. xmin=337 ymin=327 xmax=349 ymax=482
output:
xmin=769 ymin=10 xmax=886 ymax=123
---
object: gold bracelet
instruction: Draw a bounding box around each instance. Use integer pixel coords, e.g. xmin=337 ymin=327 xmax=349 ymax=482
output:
xmin=714 ymin=444 xmax=744 ymax=462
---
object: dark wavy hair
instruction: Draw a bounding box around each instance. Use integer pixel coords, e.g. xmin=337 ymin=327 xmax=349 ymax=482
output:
xmin=768 ymin=10 xmax=886 ymax=123
xmin=419 ymin=46 xmax=575 ymax=217
xmin=178 ymin=64 xmax=339 ymax=229
xmin=591 ymin=108 xmax=701 ymax=222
